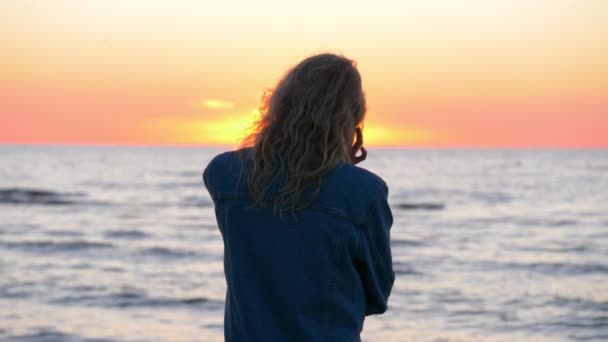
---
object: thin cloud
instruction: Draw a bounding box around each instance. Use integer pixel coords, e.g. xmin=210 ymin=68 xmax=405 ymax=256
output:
xmin=191 ymin=99 xmax=236 ymax=110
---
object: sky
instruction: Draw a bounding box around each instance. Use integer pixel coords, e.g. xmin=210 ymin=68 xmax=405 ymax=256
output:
xmin=1 ymin=0 xmax=607 ymax=148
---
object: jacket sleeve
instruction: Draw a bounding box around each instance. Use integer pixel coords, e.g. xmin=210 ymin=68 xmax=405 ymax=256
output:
xmin=202 ymin=156 xmax=220 ymax=201
xmin=202 ymin=163 xmax=212 ymax=198
xmin=202 ymin=159 xmax=225 ymax=232
xmin=356 ymin=181 xmax=395 ymax=315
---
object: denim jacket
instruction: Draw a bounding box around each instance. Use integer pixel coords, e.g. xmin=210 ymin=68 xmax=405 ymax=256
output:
xmin=202 ymin=147 xmax=395 ymax=342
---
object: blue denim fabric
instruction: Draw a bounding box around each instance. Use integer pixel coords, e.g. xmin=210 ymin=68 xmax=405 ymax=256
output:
xmin=202 ymin=147 xmax=394 ymax=342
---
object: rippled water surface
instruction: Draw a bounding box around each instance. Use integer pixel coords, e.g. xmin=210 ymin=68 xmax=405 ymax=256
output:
xmin=0 ymin=146 xmax=607 ymax=341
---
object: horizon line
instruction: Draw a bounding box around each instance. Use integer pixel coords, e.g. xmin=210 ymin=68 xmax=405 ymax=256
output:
xmin=1 ymin=142 xmax=606 ymax=150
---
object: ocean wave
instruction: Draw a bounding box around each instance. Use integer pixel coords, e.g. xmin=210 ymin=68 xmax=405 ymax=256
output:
xmin=0 ymin=223 xmax=40 ymax=235
xmin=512 ymin=244 xmax=590 ymax=253
xmin=0 ymin=188 xmax=85 ymax=205
xmin=512 ymin=217 xmax=579 ymax=227
xmin=0 ymin=239 xmax=115 ymax=252
xmin=549 ymin=219 xmax=579 ymax=227
xmin=180 ymin=195 xmax=213 ymax=208
xmin=164 ymin=170 xmax=201 ymax=178
xmin=0 ymin=282 xmax=37 ymax=299
xmin=395 ymin=202 xmax=445 ymax=211
xmin=402 ymin=188 xmax=512 ymax=206
xmin=518 ymin=303 xmax=608 ymax=340
xmin=50 ymin=288 xmax=223 ymax=310
xmin=393 ymin=261 xmax=423 ymax=276
xmin=137 ymin=246 xmax=199 ymax=258
xmin=104 ymin=229 xmax=149 ymax=239
xmin=45 ymin=229 xmax=85 ymax=237
xmin=470 ymin=190 xmax=513 ymax=205
xmin=392 ymin=239 xmax=425 ymax=247
xmin=547 ymin=295 xmax=608 ymax=313
xmin=2 ymin=327 xmax=118 ymax=342
xmin=175 ymin=222 xmax=217 ymax=230
xmin=0 ymin=187 xmax=108 ymax=206
xmin=158 ymin=181 xmax=203 ymax=189
xmin=431 ymin=289 xmax=484 ymax=305
xmin=171 ymin=171 xmax=202 ymax=178
xmin=480 ymin=260 xmax=608 ymax=276
xmin=78 ymin=180 xmax=128 ymax=189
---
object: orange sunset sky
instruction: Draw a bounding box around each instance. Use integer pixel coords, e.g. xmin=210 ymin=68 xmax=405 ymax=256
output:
xmin=1 ymin=0 xmax=607 ymax=148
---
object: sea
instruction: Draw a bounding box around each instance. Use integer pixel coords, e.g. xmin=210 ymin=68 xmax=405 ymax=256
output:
xmin=0 ymin=145 xmax=606 ymax=342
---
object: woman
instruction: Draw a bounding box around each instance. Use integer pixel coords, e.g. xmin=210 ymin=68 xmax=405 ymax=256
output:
xmin=203 ymin=53 xmax=394 ymax=341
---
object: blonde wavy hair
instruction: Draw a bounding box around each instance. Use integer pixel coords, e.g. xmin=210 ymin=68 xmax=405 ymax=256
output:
xmin=236 ymin=53 xmax=367 ymax=219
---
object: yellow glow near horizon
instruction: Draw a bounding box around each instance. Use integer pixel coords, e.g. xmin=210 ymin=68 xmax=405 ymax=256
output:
xmin=143 ymin=110 xmax=436 ymax=147
xmin=143 ymin=115 xmax=254 ymax=146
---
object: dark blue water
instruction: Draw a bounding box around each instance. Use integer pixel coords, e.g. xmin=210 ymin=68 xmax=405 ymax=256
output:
xmin=0 ymin=146 xmax=606 ymax=341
